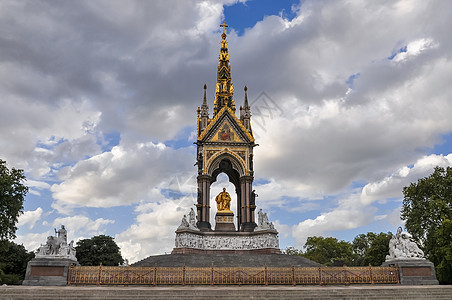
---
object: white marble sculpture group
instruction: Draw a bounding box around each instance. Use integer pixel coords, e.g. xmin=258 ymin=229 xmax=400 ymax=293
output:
xmin=177 ymin=208 xmax=200 ymax=231
xmin=36 ymin=225 xmax=77 ymax=261
xmin=255 ymin=209 xmax=275 ymax=231
xmin=386 ymin=227 xmax=424 ymax=261
xmin=175 ymin=207 xmax=279 ymax=251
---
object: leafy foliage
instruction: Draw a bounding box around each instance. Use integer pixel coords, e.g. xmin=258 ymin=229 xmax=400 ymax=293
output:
xmin=352 ymin=232 xmax=392 ymax=266
xmin=302 ymin=236 xmax=357 ymax=266
xmin=284 ymin=246 xmax=303 ymax=256
xmin=401 ymin=166 xmax=452 ymax=245
xmin=285 ymin=232 xmax=392 ymax=267
xmin=0 ymin=240 xmax=35 ymax=284
xmin=75 ymin=235 xmax=124 ymax=266
xmin=427 ymin=219 xmax=452 ymax=284
xmin=0 ymin=159 xmax=28 ymax=241
xmin=401 ymin=166 xmax=452 ymax=284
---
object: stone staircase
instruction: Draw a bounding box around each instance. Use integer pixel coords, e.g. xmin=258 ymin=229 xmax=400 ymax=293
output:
xmin=2 ymin=285 xmax=452 ymax=299
xmin=132 ymin=253 xmax=319 ymax=267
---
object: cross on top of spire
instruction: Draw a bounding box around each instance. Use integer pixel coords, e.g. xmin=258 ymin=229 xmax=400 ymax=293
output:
xmin=220 ymin=21 xmax=228 ymax=35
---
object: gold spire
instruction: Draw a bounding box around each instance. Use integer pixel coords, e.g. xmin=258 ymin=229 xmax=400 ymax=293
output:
xmin=214 ymin=21 xmax=235 ymax=116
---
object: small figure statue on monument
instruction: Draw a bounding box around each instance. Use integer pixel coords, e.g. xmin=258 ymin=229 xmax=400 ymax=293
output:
xmin=55 ymin=225 xmax=67 ymax=246
xmin=215 ymin=188 xmax=232 ymax=212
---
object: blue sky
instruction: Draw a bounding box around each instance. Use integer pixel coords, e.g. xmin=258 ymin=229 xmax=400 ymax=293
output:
xmin=1 ymin=0 xmax=452 ymax=262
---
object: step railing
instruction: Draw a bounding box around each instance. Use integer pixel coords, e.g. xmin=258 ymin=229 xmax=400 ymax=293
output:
xmin=68 ymin=264 xmax=399 ymax=286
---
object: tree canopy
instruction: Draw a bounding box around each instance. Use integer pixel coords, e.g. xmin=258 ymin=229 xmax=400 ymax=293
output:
xmin=352 ymin=232 xmax=392 ymax=266
xmin=285 ymin=232 xmax=392 ymax=267
xmin=0 ymin=240 xmax=35 ymax=284
xmin=429 ymin=219 xmax=452 ymax=283
xmin=401 ymin=166 xmax=452 ymax=284
xmin=0 ymin=159 xmax=28 ymax=241
xmin=401 ymin=166 xmax=452 ymax=246
xmin=75 ymin=235 xmax=124 ymax=266
xmin=302 ymin=236 xmax=356 ymax=266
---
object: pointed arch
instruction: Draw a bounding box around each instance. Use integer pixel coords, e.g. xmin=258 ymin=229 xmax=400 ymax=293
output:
xmin=207 ymin=151 xmax=245 ymax=178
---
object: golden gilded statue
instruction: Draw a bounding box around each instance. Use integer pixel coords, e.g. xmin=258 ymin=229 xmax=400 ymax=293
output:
xmin=215 ymin=188 xmax=232 ymax=212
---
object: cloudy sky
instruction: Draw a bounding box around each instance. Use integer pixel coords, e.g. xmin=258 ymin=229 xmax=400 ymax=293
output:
xmin=2 ymin=0 xmax=452 ymax=263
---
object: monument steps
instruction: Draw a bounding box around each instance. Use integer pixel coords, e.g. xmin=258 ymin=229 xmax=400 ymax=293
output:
xmin=2 ymin=286 xmax=452 ymax=299
xmin=132 ymin=253 xmax=319 ymax=268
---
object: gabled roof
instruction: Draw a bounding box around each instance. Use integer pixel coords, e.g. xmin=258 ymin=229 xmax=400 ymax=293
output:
xmin=198 ymin=106 xmax=254 ymax=143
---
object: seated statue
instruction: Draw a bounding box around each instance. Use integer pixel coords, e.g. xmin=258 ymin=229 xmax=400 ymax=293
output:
xmin=386 ymin=227 xmax=424 ymax=261
xmin=215 ymin=188 xmax=232 ymax=212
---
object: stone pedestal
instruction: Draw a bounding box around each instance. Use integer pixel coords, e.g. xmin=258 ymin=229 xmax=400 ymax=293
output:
xmin=382 ymin=259 xmax=439 ymax=285
xmin=215 ymin=211 xmax=236 ymax=232
xmin=22 ymin=258 xmax=78 ymax=286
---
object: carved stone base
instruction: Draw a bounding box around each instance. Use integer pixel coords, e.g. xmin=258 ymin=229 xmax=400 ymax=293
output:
xmin=215 ymin=211 xmax=236 ymax=232
xmin=172 ymin=247 xmax=281 ymax=254
xmin=22 ymin=258 xmax=78 ymax=286
xmin=382 ymin=259 xmax=439 ymax=285
xmin=173 ymin=228 xmax=280 ymax=253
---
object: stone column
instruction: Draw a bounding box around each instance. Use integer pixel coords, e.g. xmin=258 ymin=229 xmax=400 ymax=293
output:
xmin=196 ymin=175 xmax=212 ymax=231
xmin=239 ymin=175 xmax=256 ymax=232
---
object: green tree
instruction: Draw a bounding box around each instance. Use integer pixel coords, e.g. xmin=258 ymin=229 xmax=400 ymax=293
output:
xmin=284 ymin=246 xmax=303 ymax=256
xmin=302 ymin=236 xmax=357 ymax=266
xmin=352 ymin=232 xmax=392 ymax=266
xmin=75 ymin=235 xmax=124 ymax=266
xmin=0 ymin=240 xmax=35 ymax=284
xmin=0 ymin=159 xmax=29 ymax=241
xmin=401 ymin=166 xmax=452 ymax=245
xmin=428 ymin=219 xmax=452 ymax=284
xmin=401 ymin=166 xmax=452 ymax=283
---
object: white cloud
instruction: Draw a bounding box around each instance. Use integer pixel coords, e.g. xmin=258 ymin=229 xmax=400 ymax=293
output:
xmin=291 ymin=194 xmax=378 ymax=248
xmin=50 ymin=142 xmax=194 ymax=211
xmin=116 ymin=195 xmax=194 ymax=263
xmin=17 ymin=207 xmax=43 ymax=230
xmin=0 ymin=97 xmax=102 ymax=178
xmin=27 ymin=180 xmax=51 ymax=190
xmin=15 ymin=232 xmax=49 ymax=253
xmin=52 ymin=215 xmax=115 ymax=242
xmin=392 ymin=38 xmax=437 ymax=62
xmin=361 ymin=153 xmax=452 ymax=205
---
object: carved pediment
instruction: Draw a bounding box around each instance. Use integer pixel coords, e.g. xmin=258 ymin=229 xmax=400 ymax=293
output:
xmin=198 ymin=106 xmax=254 ymax=143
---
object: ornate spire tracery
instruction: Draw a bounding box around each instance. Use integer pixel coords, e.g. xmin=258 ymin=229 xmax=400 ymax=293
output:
xmin=214 ymin=21 xmax=235 ymax=116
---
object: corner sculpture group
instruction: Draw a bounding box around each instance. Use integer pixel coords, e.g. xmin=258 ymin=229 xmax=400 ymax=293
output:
xmin=37 ymin=225 xmax=77 ymax=261
xmin=386 ymin=227 xmax=424 ymax=260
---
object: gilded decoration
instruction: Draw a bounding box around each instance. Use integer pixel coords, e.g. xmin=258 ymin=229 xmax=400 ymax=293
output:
xmin=205 ymin=149 xmax=219 ymax=161
xmin=217 ymin=123 xmax=234 ymax=141
xmin=215 ymin=188 xmax=232 ymax=212
xmin=69 ymin=264 xmax=400 ymax=286
xmin=194 ymin=21 xmax=257 ymax=232
xmin=198 ymin=106 xmax=254 ymax=142
xmin=205 ymin=148 xmax=248 ymax=176
xmin=209 ymin=121 xmax=244 ymax=143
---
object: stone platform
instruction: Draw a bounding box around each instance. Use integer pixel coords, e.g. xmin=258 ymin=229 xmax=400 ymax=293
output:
xmin=2 ymin=285 xmax=452 ymax=300
xmin=382 ymin=259 xmax=439 ymax=285
xmin=132 ymin=253 xmax=318 ymax=268
xmin=22 ymin=258 xmax=77 ymax=286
